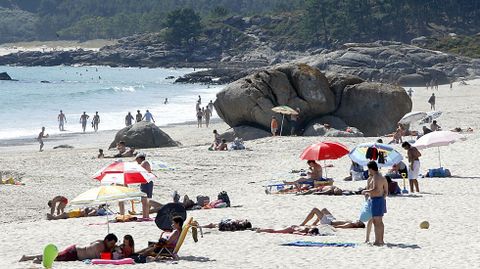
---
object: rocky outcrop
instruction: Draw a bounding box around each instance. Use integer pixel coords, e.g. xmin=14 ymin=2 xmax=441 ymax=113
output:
xmin=219 ymin=125 xmax=271 ymax=141
xmin=109 ymin=122 xmax=179 ymax=149
xmin=0 ymin=72 xmax=12 ymax=80
xmin=215 ymin=64 xmax=411 ymax=137
xmin=214 ymin=64 xmax=335 ymax=131
xmin=334 ymin=82 xmax=412 ymax=136
xmin=300 ymin=41 xmax=480 ymax=86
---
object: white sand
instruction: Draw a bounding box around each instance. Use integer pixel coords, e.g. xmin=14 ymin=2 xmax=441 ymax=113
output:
xmin=0 ymin=39 xmax=116 ymax=56
xmin=1 ymin=80 xmax=480 ymax=268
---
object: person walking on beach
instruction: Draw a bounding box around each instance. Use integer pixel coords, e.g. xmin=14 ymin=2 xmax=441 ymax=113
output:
xmin=58 ymin=110 xmax=67 ymax=131
xmin=402 ymin=142 xmax=421 ymax=193
xmin=208 ymin=100 xmax=214 ymax=116
xmin=428 ymin=93 xmax=436 ymax=110
xmin=37 ymin=127 xmax=49 ymax=152
xmin=195 ymin=100 xmax=201 ymax=112
xmin=142 ymin=109 xmax=155 ymax=123
xmin=271 ymin=116 xmax=278 ymax=136
xmin=135 ymin=110 xmax=143 ymax=123
xmin=125 ymin=112 xmax=134 ymax=126
xmin=196 ymin=108 xmax=203 ymax=128
xmin=92 ymin=112 xmax=100 ymax=132
xmin=204 ymin=106 xmax=211 ymax=128
xmin=290 ymin=108 xmax=300 ymax=135
xmin=79 ymin=112 xmax=89 ymax=133
xmin=164 ymin=98 xmax=168 ymax=104
xmin=362 ymin=161 xmax=388 ymax=246
xmin=198 ymin=95 xmax=202 ymax=104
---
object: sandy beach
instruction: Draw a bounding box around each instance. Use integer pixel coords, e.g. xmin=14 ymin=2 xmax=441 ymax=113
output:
xmin=1 ymin=80 xmax=480 ymax=269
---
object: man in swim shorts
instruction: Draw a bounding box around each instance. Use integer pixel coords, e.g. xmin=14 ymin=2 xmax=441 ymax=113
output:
xmin=20 ymin=234 xmax=118 ymax=263
xmin=79 ymin=112 xmax=89 ymax=133
xmin=37 ymin=127 xmax=49 ymax=152
xmin=402 ymin=142 xmax=421 ymax=193
xmin=58 ymin=110 xmax=67 ymax=131
xmin=92 ymin=111 xmax=100 ymax=132
xmin=362 ymin=161 xmax=388 ymax=246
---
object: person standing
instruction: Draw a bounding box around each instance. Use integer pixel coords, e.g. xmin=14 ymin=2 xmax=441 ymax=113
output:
xmin=402 ymin=142 xmax=421 ymax=193
xmin=125 ymin=112 xmax=134 ymax=126
xmin=208 ymin=100 xmax=214 ymax=116
xmin=142 ymin=109 xmax=155 ymax=123
xmin=164 ymin=98 xmax=168 ymax=104
xmin=136 ymin=154 xmax=153 ymax=219
xmin=290 ymin=108 xmax=300 ymax=135
xmin=135 ymin=110 xmax=143 ymax=123
xmin=204 ymin=106 xmax=211 ymax=128
xmin=428 ymin=93 xmax=436 ymax=110
xmin=407 ymin=88 xmax=413 ymax=98
xmin=79 ymin=112 xmax=89 ymax=133
xmin=198 ymin=95 xmax=202 ymax=104
xmin=92 ymin=112 xmax=100 ymax=132
xmin=58 ymin=110 xmax=67 ymax=131
xmin=37 ymin=127 xmax=49 ymax=152
xmin=362 ymin=161 xmax=388 ymax=246
xmin=196 ymin=108 xmax=203 ymax=128
xmin=195 ymin=100 xmax=201 ymax=112
xmin=271 ymin=116 xmax=278 ymax=136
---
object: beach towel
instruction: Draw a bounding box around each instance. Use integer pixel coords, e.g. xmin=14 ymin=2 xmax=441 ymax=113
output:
xmin=281 ymin=241 xmax=357 ymax=247
xmin=359 ymin=200 xmax=372 ymax=222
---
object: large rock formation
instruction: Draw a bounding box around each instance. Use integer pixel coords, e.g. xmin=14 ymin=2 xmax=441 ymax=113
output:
xmin=109 ymin=122 xmax=178 ymax=149
xmin=300 ymin=41 xmax=480 ymax=86
xmin=334 ymin=82 xmax=412 ymax=136
xmin=0 ymin=72 xmax=12 ymax=80
xmin=215 ymin=63 xmax=412 ymax=137
xmin=215 ymin=64 xmax=335 ymax=132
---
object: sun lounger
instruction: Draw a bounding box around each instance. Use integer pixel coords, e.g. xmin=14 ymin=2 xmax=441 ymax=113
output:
xmin=155 ymin=217 xmax=194 ymax=260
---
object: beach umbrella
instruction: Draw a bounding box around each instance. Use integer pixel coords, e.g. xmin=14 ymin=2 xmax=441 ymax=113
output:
xmin=348 ymin=143 xmax=403 ymax=168
xmin=71 ymin=185 xmax=144 ymax=233
xmin=155 ymin=203 xmax=187 ymax=231
xmin=272 ymin=105 xmax=299 ymax=136
xmin=413 ymin=131 xmax=464 ymax=167
xmin=420 ymin=111 xmax=443 ymax=124
xmin=300 ymin=141 xmax=349 ymax=177
xmin=399 ymin=111 xmax=428 ymax=124
xmin=93 ymin=161 xmax=157 ymax=185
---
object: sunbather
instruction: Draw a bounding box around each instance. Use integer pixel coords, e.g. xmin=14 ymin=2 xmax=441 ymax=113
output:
xmin=19 ymin=234 xmax=118 ymax=263
xmin=135 ymin=216 xmax=183 ymax=257
xmin=283 ymin=160 xmax=329 ymax=190
xmin=201 ymin=219 xmax=252 ymax=231
xmin=300 ymin=208 xmax=365 ymax=228
xmin=46 ymin=205 xmax=107 ymax=220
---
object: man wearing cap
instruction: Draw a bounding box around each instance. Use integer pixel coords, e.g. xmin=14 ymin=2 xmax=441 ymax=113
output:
xmin=136 ymin=153 xmax=154 ymax=219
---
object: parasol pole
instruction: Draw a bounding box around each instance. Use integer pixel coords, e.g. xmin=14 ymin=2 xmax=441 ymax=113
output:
xmin=324 ymin=160 xmax=328 ymax=178
xmin=280 ymin=114 xmax=285 ymax=136
xmin=437 ymin=147 xmax=442 ymax=167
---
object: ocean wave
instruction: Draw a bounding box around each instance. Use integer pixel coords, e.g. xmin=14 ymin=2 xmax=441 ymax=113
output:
xmin=69 ymin=86 xmax=139 ymax=97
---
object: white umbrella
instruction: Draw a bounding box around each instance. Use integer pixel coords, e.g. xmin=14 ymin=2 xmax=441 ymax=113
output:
xmin=421 ymin=111 xmax=443 ymax=124
xmin=399 ymin=111 xmax=427 ymax=124
xmin=413 ymin=131 xmax=464 ymax=166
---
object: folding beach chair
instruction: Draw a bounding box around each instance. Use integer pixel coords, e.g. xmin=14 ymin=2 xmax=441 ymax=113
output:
xmin=155 ymin=217 xmax=195 ymax=260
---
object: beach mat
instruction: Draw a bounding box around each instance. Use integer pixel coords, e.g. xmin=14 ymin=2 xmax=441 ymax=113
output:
xmin=281 ymin=241 xmax=357 ymax=248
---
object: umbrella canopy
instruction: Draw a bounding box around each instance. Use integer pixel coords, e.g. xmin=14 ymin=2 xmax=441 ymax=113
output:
xmin=399 ymin=111 xmax=427 ymax=124
xmin=420 ymin=111 xmax=443 ymax=124
xmin=271 ymin=105 xmax=299 ymax=115
xmin=300 ymin=142 xmax=349 ymax=161
xmin=155 ymin=203 xmax=187 ymax=230
xmin=151 ymin=160 xmax=175 ymax=171
xmin=70 ymin=185 xmax=144 ymax=206
xmin=93 ymin=161 xmax=157 ymax=185
xmin=413 ymin=131 xmax=463 ymax=150
xmin=349 ymin=143 xmax=403 ymax=167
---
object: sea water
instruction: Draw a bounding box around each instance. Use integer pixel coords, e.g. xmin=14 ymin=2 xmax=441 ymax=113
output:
xmin=0 ymin=66 xmax=220 ymax=139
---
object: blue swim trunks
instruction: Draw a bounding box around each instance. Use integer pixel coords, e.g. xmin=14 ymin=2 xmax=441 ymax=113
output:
xmin=371 ymin=197 xmax=387 ymax=217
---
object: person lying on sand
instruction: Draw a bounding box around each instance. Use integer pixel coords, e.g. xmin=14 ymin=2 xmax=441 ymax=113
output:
xmin=19 ymin=234 xmax=118 ymax=263
xmin=46 ymin=205 xmax=107 ymax=220
xmin=451 ymin=127 xmax=474 ymax=133
xmin=47 ymin=196 xmax=69 ymax=216
xmin=201 ymin=219 xmax=252 ymax=231
xmin=133 ymin=216 xmax=183 ymax=261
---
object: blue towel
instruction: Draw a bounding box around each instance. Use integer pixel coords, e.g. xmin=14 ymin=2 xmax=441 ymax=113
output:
xmin=281 ymin=241 xmax=357 ymax=247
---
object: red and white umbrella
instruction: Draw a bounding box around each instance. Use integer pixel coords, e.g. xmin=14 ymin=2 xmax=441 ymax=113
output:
xmin=93 ymin=161 xmax=157 ymax=185
xmin=300 ymin=141 xmax=349 ymax=161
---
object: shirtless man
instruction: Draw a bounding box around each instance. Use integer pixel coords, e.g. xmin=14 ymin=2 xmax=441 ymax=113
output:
xmin=20 ymin=234 xmax=118 ymax=263
xmin=196 ymin=109 xmax=203 ymax=128
xmin=136 ymin=110 xmax=143 ymax=123
xmin=362 ymin=161 xmax=388 ymax=246
xmin=58 ymin=110 xmax=67 ymax=131
xmin=284 ymin=160 xmax=323 ymax=190
xmin=37 ymin=127 xmax=49 ymax=152
xmin=79 ymin=112 xmax=89 ymax=133
xmin=402 ymin=142 xmax=421 ymax=193
xmin=92 ymin=112 xmax=100 ymax=132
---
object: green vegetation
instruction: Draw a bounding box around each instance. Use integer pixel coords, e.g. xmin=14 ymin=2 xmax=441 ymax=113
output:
xmin=423 ymin=35 xmax=480 ymax=58
xmin=0 ymin=0 xmax=479 ymax=56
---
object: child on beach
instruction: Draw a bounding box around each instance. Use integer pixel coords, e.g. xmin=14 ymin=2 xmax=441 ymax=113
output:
xmin=113 ymin=235 xmax=135 ymax=259
xmin=271 ymin=116 xmax=278 ymax=136
xmin=48 ymin=196 xmax=68 ymax=215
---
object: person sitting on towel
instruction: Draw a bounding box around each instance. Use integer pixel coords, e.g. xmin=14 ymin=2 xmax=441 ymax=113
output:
xmin=284 ymin=160 xmax=331 ymax=190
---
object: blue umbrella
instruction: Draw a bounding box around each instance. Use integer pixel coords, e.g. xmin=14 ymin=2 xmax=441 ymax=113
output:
xmin=348 ymin=143 xmax=403 ymax=168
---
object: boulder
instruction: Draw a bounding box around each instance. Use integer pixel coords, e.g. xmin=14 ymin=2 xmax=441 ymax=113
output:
xmin=326 ymin=72 xmax=364 ymax=109
xmin=396 ymin=73 xmax=426 ymax=87
xmin=219 ymin=125 xmax=271 ymax=141
xmin=0 ymin=72 xmax=12 ymax=80
xmin=214 ymin=63 xmax=336 ymax=131
xmin=109 ymin=122 xmax=178 ymax=149
xmin=334 ymin=82 xmax=412 ymax=136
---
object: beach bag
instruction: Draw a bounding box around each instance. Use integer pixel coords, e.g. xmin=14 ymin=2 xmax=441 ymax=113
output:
xmin=196 ymin=195 xmax=210 ymax=206
xmin=359 ymin=200 xmax=372 ymax=222
xmin=217 ymin=191 xmax=231 ymax=207
xmin=428 ymin=167 xmax=446 ymax=177
xmin=378 ymin=151 xmax=386 ymax=164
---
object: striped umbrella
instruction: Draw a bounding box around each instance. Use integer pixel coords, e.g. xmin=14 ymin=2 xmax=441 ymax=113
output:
xmin=93 ymin=161 xmax=157 ymax=185
xmin=349 ymin=143 xmax=403 ymax=168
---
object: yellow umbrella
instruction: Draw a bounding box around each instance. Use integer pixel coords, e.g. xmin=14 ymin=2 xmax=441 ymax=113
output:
xmin=271 ymin=105 xmax=299 ymax=136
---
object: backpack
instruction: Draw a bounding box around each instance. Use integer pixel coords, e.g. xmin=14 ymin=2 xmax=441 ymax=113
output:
xmin=196 ymin=195 xmax=210 ymax=206
xmin=217 ymin=191 xmax=231 ymax=207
